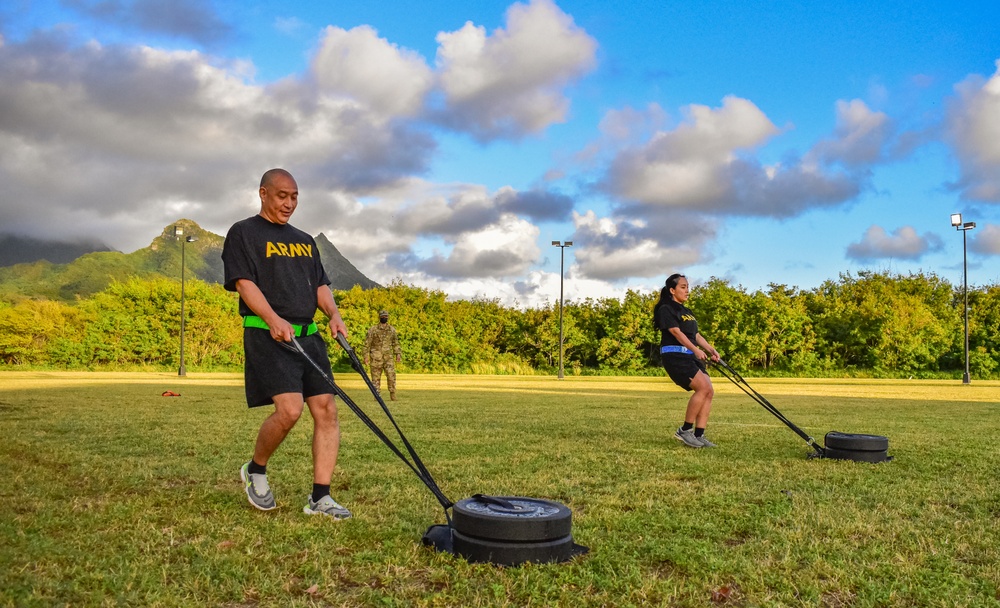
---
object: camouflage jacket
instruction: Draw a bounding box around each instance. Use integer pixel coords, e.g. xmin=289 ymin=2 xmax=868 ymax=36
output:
xmin=363 ymin=323 xmax=401 ymax=361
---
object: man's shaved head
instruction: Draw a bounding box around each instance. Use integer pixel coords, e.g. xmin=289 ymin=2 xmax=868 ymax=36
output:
xmin=260 ymin=168 xmax=294 ymax=189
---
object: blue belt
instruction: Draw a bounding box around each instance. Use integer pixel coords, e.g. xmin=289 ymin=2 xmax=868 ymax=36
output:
xmin=661 ymin=345 xmax=693 ymax=355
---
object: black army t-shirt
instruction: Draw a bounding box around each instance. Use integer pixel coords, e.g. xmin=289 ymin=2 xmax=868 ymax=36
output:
xmin=657 ymin=300 xmax=699 ymax=348
xmin=222 ymin=215 xmax=331 ymax=325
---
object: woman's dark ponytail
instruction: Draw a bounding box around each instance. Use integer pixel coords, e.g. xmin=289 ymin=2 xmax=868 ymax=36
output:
xmin=653 ymin=274 xmax=685 ymax=329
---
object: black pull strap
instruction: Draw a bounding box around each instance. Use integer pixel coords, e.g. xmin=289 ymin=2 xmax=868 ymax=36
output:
xmin=471 ymin=494 xmax=518 ymax=510
xmin=332 ymin=334 xmax=454 ymax=510
xmin=282 ymin=337 xmax=454 ymax=518
xmin=712 ymin=359 xmax=825 ymax=457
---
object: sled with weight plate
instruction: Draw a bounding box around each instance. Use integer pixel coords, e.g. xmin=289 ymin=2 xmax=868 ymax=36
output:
xmin=284 ymin=334 xmax=588 ymax=566
xmin=712 ymin=360 xmax=892 ymax=463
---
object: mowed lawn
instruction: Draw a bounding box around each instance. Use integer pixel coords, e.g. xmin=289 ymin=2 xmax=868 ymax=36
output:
xmin=1 ymin=371 xmax=999 ymax=607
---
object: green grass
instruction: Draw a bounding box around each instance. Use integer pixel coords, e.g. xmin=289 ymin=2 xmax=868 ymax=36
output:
xmin=2 ymin=371 xmax=999 ymax=607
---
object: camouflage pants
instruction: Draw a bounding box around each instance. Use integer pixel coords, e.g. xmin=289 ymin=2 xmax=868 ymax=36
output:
xmin=369 ymin=360 xmax=397 ymax=395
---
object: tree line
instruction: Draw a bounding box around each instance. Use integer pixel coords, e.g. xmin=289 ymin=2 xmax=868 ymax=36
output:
xmin=1 ymin=271 xmax=998 ymax=378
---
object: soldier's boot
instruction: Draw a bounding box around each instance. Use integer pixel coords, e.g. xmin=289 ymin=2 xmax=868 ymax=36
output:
xmin=390 ymin=392 xmax=397 ymax=401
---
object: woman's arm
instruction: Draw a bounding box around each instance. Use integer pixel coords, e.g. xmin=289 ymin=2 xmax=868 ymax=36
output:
xmin=695 ymin=333 xmax=720 ymax=362
xmin=668 ymin=327 xmax=708 ymax=360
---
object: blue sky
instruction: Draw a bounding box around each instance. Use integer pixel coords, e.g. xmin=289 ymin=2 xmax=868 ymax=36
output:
xmin=2 ymin=0 xmax=999 ymax=307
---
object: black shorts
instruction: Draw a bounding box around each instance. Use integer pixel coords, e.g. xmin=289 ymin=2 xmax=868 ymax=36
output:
xmin=661 ymin=353 xmax=707 ymax=391
xmin=243 ymin=329 xmax=334 ymax=407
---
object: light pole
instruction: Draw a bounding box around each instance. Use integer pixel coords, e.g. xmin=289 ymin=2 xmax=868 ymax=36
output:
xmin=551 ymin=240 xmax=573 ymax=379
xmin=174 ymin=226 xmax=197 ymax=377
xmin=950 ymin=213 xmax=975 ymax=384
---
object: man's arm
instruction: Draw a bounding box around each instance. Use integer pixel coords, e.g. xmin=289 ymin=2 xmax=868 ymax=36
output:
xmin=317 ymin=285 xmax=348 ymax=339
xmin=235 ymin=279 xmax=297 ymax=342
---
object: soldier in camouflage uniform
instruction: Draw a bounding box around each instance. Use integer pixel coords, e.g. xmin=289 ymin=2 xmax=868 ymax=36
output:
xmin=363 ymin=310 xmax=402 ymax=400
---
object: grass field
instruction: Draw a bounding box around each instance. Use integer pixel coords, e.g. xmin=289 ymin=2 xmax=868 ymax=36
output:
xmin=1 ymin=371 xmax=999 ymax=607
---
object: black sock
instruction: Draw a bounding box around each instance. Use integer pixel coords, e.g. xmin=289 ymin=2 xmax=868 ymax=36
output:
xmin=681 ymin=422 xmax=694 ymax=432
xmin=248 ymin=459 xmax=266 ymax=475
xmin=312 ymin=484 xmax=330 ymax=503
xmin=694 ymin=428 xmax=705 ymax=438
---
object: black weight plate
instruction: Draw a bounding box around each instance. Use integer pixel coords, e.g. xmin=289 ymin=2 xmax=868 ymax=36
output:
xmin=452 ymin=529 xmax=576 ymax=566
xmin=421 ymin=524 xmax=453 ymax=554
xmin=824 ymin=446 xmax=891 ymax=463
xmin=452 ymin=496 xmax=573 ymax=542
xmin=824 ymin=431 xmax=889 ymax=452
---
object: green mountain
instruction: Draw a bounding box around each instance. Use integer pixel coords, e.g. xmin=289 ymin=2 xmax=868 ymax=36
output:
xmin=315 ymin=232 xmax=381 ymax=291
xmin=0 ymin=234 xmax=115 ymax=267
xmin=0 ymin=220 xmax=380 ymax=301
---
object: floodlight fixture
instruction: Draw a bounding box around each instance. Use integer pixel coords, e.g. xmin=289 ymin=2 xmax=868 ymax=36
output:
xmin=552 ymin=241 xmax=573 ymax=379
xmin=950 ymin=213 xmax=976 ymax=384
xmin=175 ymin=227 xmax=196 ymax=376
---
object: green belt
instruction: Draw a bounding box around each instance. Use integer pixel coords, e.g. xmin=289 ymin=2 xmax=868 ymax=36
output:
xmin=242 ymin=315 xmax=318 ymax=337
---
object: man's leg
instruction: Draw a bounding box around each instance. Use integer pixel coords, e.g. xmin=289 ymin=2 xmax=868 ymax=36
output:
xmin=253 ymin=392 xmax=305 ymax=465
xmin=242 ymin=392 xmax=303 ymax=510
xmin=302 ymin=393 xmax=351 ymax=519
xmin=370 ymin=360 xmax=384 ymax=395
xmin=305 ymin=393 xmax=340 ymax=484
xmin=386 ymin=362 xmax=397 ymax=400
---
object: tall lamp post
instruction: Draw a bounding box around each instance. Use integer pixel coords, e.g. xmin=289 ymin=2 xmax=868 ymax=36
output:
xmin=174 ymin=226 xmax=197 ymax=377
xmin=950 ymin=213 xmax=975 ymax=385
xmin=551 ymin=241 xmax=573 ymax=379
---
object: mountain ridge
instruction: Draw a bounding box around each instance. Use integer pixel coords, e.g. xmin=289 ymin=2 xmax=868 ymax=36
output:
xmin=0 ymin=234 xmax=115 ymax=267
xmin=0 ymin=220 xmax=380 ymax=301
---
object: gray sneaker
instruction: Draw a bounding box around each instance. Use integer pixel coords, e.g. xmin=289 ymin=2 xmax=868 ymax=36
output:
xmin=240 ymin=462 xmax=276 ymax=511
xmin=696 ymin=435 xmax=718 ymax=448
xmin=674 ymin=427 xmax=703 ymax=448
xmin=304 ymin=495 xmax=352 ymax=519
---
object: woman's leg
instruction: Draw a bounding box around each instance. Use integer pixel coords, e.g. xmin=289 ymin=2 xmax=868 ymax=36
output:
xmin=684 ymin=370 xmax=714 ymax=427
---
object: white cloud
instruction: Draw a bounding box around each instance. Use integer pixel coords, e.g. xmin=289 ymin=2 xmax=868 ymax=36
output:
xmin=569 ymin=210 xmax=715 ymax=280
xmin=571 ymin=103 xmax=668 ymax=169
xmin=5 ymin=2 xmax=990 ymax=306
xmin=600 ymin=96 xmax=860 ymax=217
xmin=0 ymin=33 xmax=433 ymax=250
xmin=0 ymin=7 xmax=594 ymax=255
xmin=376 ymin=267 xmax=627 ymax=309
xmin=598 ymin=103 xmax=668 ymax=143
xmin=314 ymin=182 xmax=572 ymax=259
xmin=810 ymin=99 xmax=893 ymax=166
xmin=310 ymin=181 xmax=569 ymax=286
xmin=602 ymin=96 xmax=778 ymax=206
xmin=312 ymin=25 xmax=433 ymax=118
xmin=392 ymin=185 xmax=499 ymax=236
xmin=434 ymin=0 xmax=597 ymax=140
xmin=274 ymin=17 xmax=307 ymax=36
xmin=494 ymin=186 xmax=574 ymax=221
xmin=970 ymin=223 xmax=1000 ymax=255
xmin=407 ymin=215 xmax=542 ymax=278
xmin=845 ymin=225 xmax=943 ymax=261
xmin=946 ymin=59 xmax=1000 ymax=202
